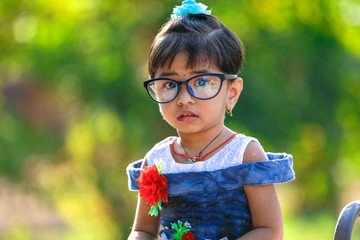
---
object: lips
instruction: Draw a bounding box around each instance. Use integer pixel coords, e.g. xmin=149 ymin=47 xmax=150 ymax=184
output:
xmin=177 ymin=111 xmax=198 ymax=122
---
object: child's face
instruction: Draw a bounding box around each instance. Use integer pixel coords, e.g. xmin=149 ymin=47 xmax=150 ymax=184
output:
xmin=154 ymin=52 xmax=242 ymax=135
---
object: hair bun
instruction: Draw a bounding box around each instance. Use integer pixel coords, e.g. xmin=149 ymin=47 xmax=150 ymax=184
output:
xmin=171 ymin=0 xmax=211 ymax=19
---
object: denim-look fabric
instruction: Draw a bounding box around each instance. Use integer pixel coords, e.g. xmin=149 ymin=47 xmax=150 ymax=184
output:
xmin=127 ymin=153 xmax=295 ymax=240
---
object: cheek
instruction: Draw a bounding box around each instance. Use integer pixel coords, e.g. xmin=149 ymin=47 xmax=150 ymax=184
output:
xmin=200 ymin=100 xmax=227 ymax=116
xmin=158 ymin=104 xmax=172 ymax=117
xmin=210 ymin=92 xmax=228 ymax=109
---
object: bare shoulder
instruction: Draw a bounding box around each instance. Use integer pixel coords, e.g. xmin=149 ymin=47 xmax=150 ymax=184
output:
xmin=243 ymin=140 xmax=268 ymax=164
xmin=243 ymin=141 xmax=283 ymax=239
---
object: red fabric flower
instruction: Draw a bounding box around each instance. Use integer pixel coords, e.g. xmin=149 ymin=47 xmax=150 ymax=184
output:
xmin=181 ymin=232 xmax=195 ymax=240
xmin=137 ymin=165 xmax=168 ymax=206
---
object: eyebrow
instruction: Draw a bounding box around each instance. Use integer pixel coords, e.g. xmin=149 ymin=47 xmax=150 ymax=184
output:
xmin=157 ymin=72 xmax=177 ymax=78
xmin=192 ymin=69 xmax=210 ymax=74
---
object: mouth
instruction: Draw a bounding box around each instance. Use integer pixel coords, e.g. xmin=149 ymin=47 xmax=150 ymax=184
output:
xmin=177 ymin=111 xmax=199 ymax=121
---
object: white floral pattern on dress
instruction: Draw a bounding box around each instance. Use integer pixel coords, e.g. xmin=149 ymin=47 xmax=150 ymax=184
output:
xmin=146 ymin=134 xmax=263 ymax=174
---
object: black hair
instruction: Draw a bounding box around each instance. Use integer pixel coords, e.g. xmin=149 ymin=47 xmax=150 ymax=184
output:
xmin=148 ymin=14 xmax=244 ymax=78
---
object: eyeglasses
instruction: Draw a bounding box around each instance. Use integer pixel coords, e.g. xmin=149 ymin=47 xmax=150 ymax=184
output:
xmin=143 ymin=73 xmax=238 ymax=103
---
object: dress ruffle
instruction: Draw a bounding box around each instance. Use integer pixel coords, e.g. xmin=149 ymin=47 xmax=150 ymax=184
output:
xmin=127 ymin=152 xmax=295 ymax=196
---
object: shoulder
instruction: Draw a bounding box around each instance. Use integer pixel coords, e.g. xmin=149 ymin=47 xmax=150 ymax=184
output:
xmin=243 ymin=140 xmax=268 ymax=164
xmin=145 ymin=137 xmax=173 ymax=157
xmin=144 ymin=136 xmax=174 ymax=168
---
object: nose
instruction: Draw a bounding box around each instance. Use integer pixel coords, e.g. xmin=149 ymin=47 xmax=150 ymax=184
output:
xmin=176 ymin=85 xmax=195 ymax=105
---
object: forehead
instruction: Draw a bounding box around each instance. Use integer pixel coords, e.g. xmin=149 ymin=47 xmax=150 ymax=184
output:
xmin=156 ymin=52 xmax=220 ymax=75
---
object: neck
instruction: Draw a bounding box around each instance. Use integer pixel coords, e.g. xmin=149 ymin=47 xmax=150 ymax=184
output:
xmin=176 ymin=126 xmax=233 ymax=157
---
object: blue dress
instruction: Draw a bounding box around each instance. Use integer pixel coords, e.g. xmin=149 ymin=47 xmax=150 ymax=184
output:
xmin=127 ymin=134 xmax=295 ymax=240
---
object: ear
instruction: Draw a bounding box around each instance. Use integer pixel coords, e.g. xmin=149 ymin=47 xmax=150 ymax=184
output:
xmin=226 ymin=77 xmax=243 ymax=110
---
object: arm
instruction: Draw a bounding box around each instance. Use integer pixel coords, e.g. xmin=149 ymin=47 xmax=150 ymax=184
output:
xmin=128 ymin=160 xmax=161 ymax=240
xmin=237 ymin=141 xmax=283 ymax=240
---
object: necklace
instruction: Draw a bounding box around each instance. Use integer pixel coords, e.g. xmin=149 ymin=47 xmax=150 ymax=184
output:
xmin=171 ymin=129 xmax=237 ymax=163
xmin=181 ymin=128 xmax=223 ymax=162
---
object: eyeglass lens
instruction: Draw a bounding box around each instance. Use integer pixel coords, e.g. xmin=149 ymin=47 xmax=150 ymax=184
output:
xmin=147 ymin=75 xmax=222 ymax=103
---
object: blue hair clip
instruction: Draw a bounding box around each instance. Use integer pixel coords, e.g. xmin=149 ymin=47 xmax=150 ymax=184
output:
xmin=171 ymin=0 xmax=211 ymax=19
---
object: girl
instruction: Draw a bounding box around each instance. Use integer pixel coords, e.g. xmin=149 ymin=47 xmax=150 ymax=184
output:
xmin=127 ymin=1 xmax=295 ymax=239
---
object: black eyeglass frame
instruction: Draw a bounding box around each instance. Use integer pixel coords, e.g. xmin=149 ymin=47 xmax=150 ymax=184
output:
xmin=143 ymin=73 xmax=238 ymax=104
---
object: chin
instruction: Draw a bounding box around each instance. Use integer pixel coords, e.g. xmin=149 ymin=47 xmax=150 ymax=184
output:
xmin=177 ymin=126 xmax=209 ymax=135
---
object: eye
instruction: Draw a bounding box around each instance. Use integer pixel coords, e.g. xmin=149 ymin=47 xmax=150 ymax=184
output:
xmin=194 ymin=77 xmax=210 ymax=87
xmin=164 ymin=81 xmax=177 ymax=90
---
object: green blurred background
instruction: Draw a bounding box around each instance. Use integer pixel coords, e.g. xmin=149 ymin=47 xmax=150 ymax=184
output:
xmin=1 ymin=0 xmax=360 ymax=239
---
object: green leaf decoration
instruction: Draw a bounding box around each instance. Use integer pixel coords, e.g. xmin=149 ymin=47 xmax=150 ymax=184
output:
xmin=148 ymin=199 xmax=162 ymax=216
xmin=171 ymin=220 xmax=191 ymax=240
xmin=156 ymin=161 xmax=166 ymax=175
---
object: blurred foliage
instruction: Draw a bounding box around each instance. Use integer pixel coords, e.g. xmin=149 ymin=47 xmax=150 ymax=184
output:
xmin=283 ymin=211 xmax=360 ymax=240
xmin=1 ymin=0 xmax=360 ymax=239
